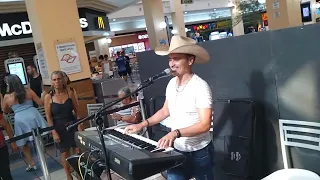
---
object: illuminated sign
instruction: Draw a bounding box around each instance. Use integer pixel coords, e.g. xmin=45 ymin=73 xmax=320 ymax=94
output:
xmin=262 ymin=12 xmax=268 ymax=21
xmin=97 ymin=17 xmax=105 ymax=29
xmin=138 ymin=34 xmax=148 ymax=40
xmin=193 ymin=24 xmax=209 ymax=31
xmin=0 ymin=18 xmax=88 ymax=37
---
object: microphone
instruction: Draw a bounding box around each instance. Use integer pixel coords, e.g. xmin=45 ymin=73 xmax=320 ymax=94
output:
xmin=143 ymin=68 xmax=171 ymax=83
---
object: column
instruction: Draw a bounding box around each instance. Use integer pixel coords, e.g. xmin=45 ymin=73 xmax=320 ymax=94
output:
xmin=94 ymin=38 xmax=111 ymax=57
xmin=231 ymin=1 xmax=245 ymax=36
xmin=170 ymin=0 xmax=186 ymax=37
xmin=25 ymin=0 xmax=95 ymax=119
xmin=142 ymin=0 xmax=169 ymax=50
xmin=266 ymin=0 xmax=302 ymax=30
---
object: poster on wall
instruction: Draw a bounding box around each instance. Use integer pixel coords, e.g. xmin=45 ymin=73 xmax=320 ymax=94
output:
xmin=36 ymin=43 xmax=49 ymax=79
xmin=56 ymin=42 xmax=82 ymax=74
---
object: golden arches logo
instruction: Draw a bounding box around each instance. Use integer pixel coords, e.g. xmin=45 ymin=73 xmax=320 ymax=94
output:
xmin=97 ymin=17 xmax=105 ymax=29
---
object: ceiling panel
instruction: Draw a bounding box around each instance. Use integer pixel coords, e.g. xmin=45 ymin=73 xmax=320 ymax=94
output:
xmin=0 ymin=0 xmax=139 ymax=14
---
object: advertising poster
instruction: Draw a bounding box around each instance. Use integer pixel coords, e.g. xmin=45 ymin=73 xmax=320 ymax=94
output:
xmin=56 ymin=42 xmax=82 ymax=74
xmin=37 ymin=46 xmax=49 ymax=79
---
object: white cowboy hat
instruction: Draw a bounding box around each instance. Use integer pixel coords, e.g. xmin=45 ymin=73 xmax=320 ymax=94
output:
xmin=154 ymin=35 xmax=210 ymax=64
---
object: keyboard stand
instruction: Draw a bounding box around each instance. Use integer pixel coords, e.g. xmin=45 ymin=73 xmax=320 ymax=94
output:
xmin=94 ymin=114 xmax=113 ymax=180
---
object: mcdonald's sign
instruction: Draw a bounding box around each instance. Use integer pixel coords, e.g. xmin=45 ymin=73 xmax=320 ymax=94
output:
xmin=97 ymin=17 xmax=105 ymax=29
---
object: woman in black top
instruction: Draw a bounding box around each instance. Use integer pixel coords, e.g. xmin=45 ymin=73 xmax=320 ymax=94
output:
xmin=44 ymin=71 xmax=81 ymax=180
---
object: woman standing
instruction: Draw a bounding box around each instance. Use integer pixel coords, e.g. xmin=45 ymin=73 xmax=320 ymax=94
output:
xmin=62 ymin=72 xmax=79 ymax=106
xmin=44 ymin=71 xmax=81 ymax=180
xmin=1 ymin=74 xmax=48 ymax=171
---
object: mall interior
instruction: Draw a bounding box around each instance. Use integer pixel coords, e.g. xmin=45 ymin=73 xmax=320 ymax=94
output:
xmin=1 ymin=0 xmax=320 ymax=180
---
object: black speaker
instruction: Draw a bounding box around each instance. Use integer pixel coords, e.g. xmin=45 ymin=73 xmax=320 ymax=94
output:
xmin=213 ymin=99 xmax=256 ymax=180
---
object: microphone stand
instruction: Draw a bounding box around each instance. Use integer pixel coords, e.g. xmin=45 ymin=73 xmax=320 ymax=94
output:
xmin=66 ymin=78 xmax=160 ymax=180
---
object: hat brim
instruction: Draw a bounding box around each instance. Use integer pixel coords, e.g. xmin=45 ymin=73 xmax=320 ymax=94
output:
xmin=155 ymin=44 xmax=210 ymax=64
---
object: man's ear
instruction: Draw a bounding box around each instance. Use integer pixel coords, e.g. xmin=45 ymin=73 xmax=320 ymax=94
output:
xmin=188 ymin=57 xmax=195 ymax=65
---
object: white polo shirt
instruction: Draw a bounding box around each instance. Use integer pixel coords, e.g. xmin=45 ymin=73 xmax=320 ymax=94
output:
xmin=166 ymin=74 xmax=212 ymax=152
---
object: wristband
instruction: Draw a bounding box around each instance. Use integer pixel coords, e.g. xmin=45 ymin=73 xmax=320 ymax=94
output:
xmin=175 ymin=129 xmax=181 ymax=138
xmin=145 ymin=119 xmax=150 ymax=127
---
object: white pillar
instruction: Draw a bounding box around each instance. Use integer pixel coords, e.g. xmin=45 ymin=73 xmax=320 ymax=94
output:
xmin=170 ymin=0 xmax=186 ymax=37
xmin=142 ymin=0 xmax=169 ymax=50
xmin=231 ymin=5 xmax=245 ymax=36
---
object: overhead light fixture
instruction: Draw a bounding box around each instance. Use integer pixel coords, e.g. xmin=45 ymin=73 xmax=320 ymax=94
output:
xmin=106 ymin=38 xmax=112 ymax=44
xmin=185 ymin=12 xmax=188 ymax=14
xmin=159 ymin=22 xmax=167 ymax=29
xmin=113 ymin=19 xmax=116 ymax=21
xmin=214 ymin=9 xmax=216 ymax=10
xmin=171 ymin=29 xmax=178 ymax=34
xmin=258 ymin=0 xmax=266 ymax=3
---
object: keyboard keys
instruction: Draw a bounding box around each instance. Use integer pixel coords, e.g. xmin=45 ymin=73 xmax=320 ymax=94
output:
xmin=105 ymin=129 xmax=158 ymax=152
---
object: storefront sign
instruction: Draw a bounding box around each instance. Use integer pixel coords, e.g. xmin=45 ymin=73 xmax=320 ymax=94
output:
xmin=193 ymin=24 xmax=209 ymax=31
xmin=0 ymin=8 xmax=109 ymax=41
xmin=181 ymin=0 xmax=193 ymax=4
xmin=97 ymin=17 xmax=105 ymax=29
xmin=138 ymin=34 xmax=149 ymax=40
xmin=0 ymin=19 xmax=88 ymax=38
xmin=56 ymin=42 xmax=82 ymax=74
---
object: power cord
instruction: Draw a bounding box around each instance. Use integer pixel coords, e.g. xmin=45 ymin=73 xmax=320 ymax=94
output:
xmin=83 ymin=150 xmax=100 ymax=179
xmin=78 ymin=151 xmax=88 ymax=180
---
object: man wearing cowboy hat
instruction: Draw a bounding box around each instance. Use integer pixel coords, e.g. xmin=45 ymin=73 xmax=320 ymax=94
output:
xmin=124 ymin=35 xmax=214 ymax=179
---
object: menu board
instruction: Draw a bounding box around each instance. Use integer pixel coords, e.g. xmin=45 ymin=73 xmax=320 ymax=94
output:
xmin=8 ymin=62 xmax=27 ymax=85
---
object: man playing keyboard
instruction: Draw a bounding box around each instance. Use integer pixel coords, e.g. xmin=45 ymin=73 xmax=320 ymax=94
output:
xmin=124 ymin=35 xmax=214 ymax=180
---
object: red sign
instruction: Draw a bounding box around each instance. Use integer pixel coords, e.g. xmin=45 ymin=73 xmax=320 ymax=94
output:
xmin=61 ymin=54 xmax=76 ymax=63
xmin=262 ymin=13 xmax=268 ymax=21
xmin=193 ymin=24 xmax=209 ymax=31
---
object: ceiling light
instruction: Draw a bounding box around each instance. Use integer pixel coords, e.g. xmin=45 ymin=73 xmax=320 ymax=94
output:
xmin=113 ymin=19 xmax=116 ymax=21
xmin=185 ymin=12 xmax=187 ymax=14
xmin=106 ymin=38 xmax=112 ymax=44
xmin=258 ymin=0 xmax=266 ymax=3
xmin=159 ymin=22 xmax=167 ymax=29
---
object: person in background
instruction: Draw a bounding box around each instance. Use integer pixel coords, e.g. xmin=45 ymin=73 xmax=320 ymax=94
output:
xmin=89 ymin=61 xmax=98 ymax=74
xmin=111 ymin=87 xmax=141 ymax=128
xmin=193 ymin=32 xmax=204 ymax=42
xmin=0 ymin=80 xmax=17 ymax=180
xmin=1 ymin=73 xmax=10 ymax=97
xmin=0 ymin=113 xmax=17 ymax=180
xmin=27 ymin=64 xmax=43 ymax=107
xmin=101 ymin=54 xmax=110 ymax=79
xmin=115 ymin=51 xmax=128 ymax=82
xmin=121 ymin=51 xmax=134 ymax=83
xmin=44 ymin=71 xmax=82 ymax=180
xmin=1 ymin=74 xmax=48 ymax=172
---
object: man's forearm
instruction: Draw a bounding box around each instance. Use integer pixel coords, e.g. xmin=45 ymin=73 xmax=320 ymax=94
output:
xmin=178 ymin=122 xmax=211 ymax=137
xmin=141 ymin=109 xmax=168 ymax=127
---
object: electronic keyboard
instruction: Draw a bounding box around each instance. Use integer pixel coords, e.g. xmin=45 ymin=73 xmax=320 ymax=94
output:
xmin=74 ymin=128 xmax=185 ymax=180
